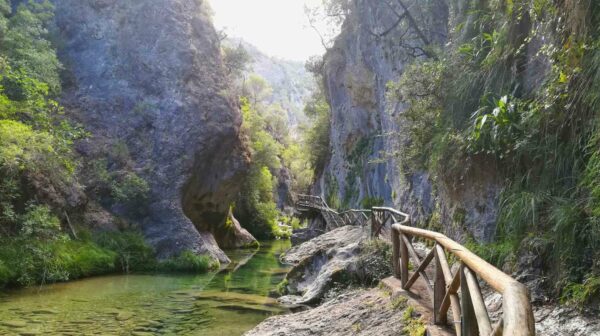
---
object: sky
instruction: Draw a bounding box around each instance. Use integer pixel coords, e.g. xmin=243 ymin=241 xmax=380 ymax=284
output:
xmin=209 ymin=0 xmax=326 ymax=62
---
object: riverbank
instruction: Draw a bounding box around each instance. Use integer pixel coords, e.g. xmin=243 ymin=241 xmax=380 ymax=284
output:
xmin=0 ymin=241 xmax=291 ymax=335
xmin=0 ymin=231 xmax=221 ymax=290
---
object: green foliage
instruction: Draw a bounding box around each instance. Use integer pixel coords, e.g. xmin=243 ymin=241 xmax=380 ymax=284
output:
xmin=0 ymin=2 xmax=89 ymax=283
xmin=0 ymin=119 xmax=75 ymax=189
xmin=360 ymin=196 xmax=384 ymax=209
xmin=110 ymin=172 xmax=150 ymax=205
xmin=302 ymin=88 xmax=331 ymax=174
xmin=467 ymin=95 xmax=525 ymax=158
xmin=401 ymin=306 xmax=426 ymax=336
xmin=222 ymin=43 xmax=252 ymax=79
xmin=561 ymin=276 xmax=600 ymax=307
xmin=236 ymin=98 xmax=281 ymax=239
xmin=390 ymin=295 xmax=407 ymax=310
xmin=1 ymin=0 xmax=62 ymax=95
xmin=387 ymin=0 xmax=600 ymax=298
xmin=388 ymin=60 xmax=445 ymax=169
xmin=0 ymin=227 xmax=220 ymax=288
xmin=282 ymin=143 xmax=313 ymax=193
xmin=243 ymin=74 xmax=273 ymax=107
xmin=158 ymin=250 xmax=219 ymax=273
xmin=93 ymin=231 xmax=155 ymax=273
xmin=0 ymin=237 xmax=117 ymax=287
xmin=275 ymin=278 xmax=288 ymax=296
xmin=19 ymin=204 xmax=61 ymax=239
xmin=465 ymin=238 xmax=515 ymax=269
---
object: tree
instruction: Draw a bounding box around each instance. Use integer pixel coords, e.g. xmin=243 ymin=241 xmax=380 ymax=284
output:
xmin=222 ymin=43 xmax=252 ymax=80
xmin=1 ymin=0 xmax=62 ymax=95
xmin=243 ymin=74 xmax=273 ymax=107
xmin=304 ymin=0 xmax=351 ymax=49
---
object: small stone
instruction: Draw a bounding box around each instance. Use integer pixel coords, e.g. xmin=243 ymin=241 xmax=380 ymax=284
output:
xmin=1 ymin=320 xmax=27 ymax=328
xmin=131 ymin=332 xmax=154 ymax=336
xmin=31 ymin=308 xmax=59 ymax=315
xmin=116 ymin=312 xmax=134 ymax=321
xmin=19 ymin=330 xmax=41 ymax=336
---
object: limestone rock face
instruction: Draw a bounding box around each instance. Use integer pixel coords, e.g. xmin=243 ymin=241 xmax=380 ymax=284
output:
xmin=316 ymin=0 xmax=500 ymax=242
xmin=52 ymin=0 xmax=251 ymax=261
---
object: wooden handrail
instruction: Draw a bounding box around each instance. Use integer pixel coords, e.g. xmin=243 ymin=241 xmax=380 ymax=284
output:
xmin=391 ymin=223 xmax=535 ymax=336
xmin=295 ymin=194 xmax=534 ymax=335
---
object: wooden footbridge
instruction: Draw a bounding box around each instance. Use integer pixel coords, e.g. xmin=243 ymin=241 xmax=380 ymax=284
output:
xmin=295 ymin=194 xmax=535 ymax=336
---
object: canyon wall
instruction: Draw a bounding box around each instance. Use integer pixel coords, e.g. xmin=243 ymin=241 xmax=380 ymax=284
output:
xmin=53 ymin=0 xmax=252 ymax=261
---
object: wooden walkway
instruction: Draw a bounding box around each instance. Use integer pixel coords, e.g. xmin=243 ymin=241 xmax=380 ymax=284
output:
xmin=295 ymin=194 xmax=535 ymax=336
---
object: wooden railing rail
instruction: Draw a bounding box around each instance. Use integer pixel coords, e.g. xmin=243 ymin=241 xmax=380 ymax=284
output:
xmin=296 ymin=194 xmax=394 ymax=231
xmin=391 ymin=224 xmax=535 ymax=336
xmin=371 ymin=206 xmax=410 ymax=239
xmin=295 ymin=194 xmax=534 ymax=335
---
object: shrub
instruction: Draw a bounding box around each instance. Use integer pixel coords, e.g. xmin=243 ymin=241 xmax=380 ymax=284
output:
xmin=561 ymin=276 xmax=600 ymax=308
xmin=93 ymin=231 xmax=156 ymax=273
xmin=110 ymin=172 xmax=150 ymax=205
xmin=19 ymin=204 xmax=62 ymax=239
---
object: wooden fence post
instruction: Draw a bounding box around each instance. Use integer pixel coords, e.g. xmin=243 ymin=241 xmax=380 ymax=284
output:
xmin=392 ymin=227 xmax=400 ymax=279
xmin=461 ymin=263 xmax=479 ymax=336
xmin=399 ymin=231 xmax=409 ymax=288
xmin=434 ymin=244 xmax=447 ymax=325
xmin=370 ymin=211 xmax=376 ymax=238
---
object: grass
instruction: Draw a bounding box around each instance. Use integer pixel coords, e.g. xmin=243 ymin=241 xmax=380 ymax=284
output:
xmin=0 ymin=238 xmax=118 ymax=287
xmin=0 ymin=231 xmax=220 ymax=289
xmin=401 ymin=306 xmax=426 ymax=336
xmin=390 ymin=295 xmax=408 ymax=310
xmin=158 ymin=250 xmax=219 ymax=273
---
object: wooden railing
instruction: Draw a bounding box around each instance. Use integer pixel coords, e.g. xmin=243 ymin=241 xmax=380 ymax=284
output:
xmin=370 ymin=207 xmax=409 ymax=238
xmin=391 ymin=224 xmax=535 ymax=336
xmin=297 ymin=195 xmax=398 ymax=231
xmin=295 ymin=194 xmax=535 ymax=335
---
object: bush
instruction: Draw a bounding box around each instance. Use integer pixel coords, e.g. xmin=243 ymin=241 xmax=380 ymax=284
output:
xmin=561 ymin=276 xmax=600 ymax=307
xmin=158 ymin=250 xmax=219 ymax=273
xmin=93 ymin=231 xmax=156 ymax=273
xmin=19 ymin=204 xmax=62 ymax=239
xmin=110 ymin=172 xmax=150 ymax=205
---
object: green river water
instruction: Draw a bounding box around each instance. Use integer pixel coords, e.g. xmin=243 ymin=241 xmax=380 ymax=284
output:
xmin=0 ymin=240 xmax=291 ymax=336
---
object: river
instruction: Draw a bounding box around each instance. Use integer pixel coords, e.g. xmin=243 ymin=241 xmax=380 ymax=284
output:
xmin=0 ymin=240 xmax=291 ymax=335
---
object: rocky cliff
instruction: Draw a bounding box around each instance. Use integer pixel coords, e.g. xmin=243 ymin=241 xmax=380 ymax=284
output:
xmin=315 ymin=0 xmax=463 ymax=236
xmin=317 ymin=0 xmax=536 ymax=242
xmin=52 ymin=0 xmax=252 ymax=262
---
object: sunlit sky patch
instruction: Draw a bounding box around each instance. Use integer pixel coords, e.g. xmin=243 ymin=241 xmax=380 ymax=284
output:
xmin=209 ymin=0 xmax=326 ymax=61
